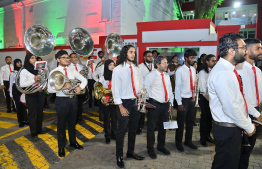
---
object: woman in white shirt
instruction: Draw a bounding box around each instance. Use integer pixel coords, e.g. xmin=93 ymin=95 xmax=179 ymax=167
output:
xmin=9 ymin=59 xmax=28 ymax=127
xmin=99 ymin=59 xmax=117 ymax=144
xmin=20 ymin=53 xmax=46 ymax=138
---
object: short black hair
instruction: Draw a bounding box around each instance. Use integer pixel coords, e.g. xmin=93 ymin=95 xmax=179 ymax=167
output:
xmin=98 ymin=51 xmax=104 ymax=55
xmin=152 ymin=50 xmax=158 ymax=55
xmin=55 ymin=50 xmax=68 ymax=59
xmin=69 ymin=52 xmax=77 ymax=58
xmin=143 ymin=50 xmax=152 ymax=57
xmin=244 ymin=38 xmax=261 ymax=48
xmin=172 ymin=55 xmax=178 ymax=60
xmin=184 ymin=49 xmax=197 ymax=58
xmin=36 ymin=56 xmax=42 ymax=61
xmin=218 ymin=32 xmax=244 ymax=58
xmin=154 ymin=55 xmax=167 ymax=69
xmin=88 ymin=55 xmax=94 ymax=59
xmin=5 ymin=56 xmax=11 ymax=60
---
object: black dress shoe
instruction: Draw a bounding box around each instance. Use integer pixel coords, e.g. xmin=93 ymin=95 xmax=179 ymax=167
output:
xmin=19 ymin=123 xmax=24 ymax=127
xmin=116 ymin=156 xmax=124 ymax=168
xmin=37 ymin=131 xmax=46 ymax=134
xmin=105 ymin=138 xmax=110 ymax=144
xmin=200 ymin=139 xmax=208 ymax=147
xmin=206 ymin=136 xmax=215 ymax=144
xmin=12 ymin=109 xmax=16 ymax=112
xmin=148 ymin=149 xmax=157 ymax=159
xmin=157 ymin=147 xmax=170 ymax=155
xmin=7 ymin=109 xmax=11 ymax=113
xmin=176 ymin=143 xmax=184 ymax=152
xmin=24 ymin=121 xmax=29 ymax=125
xmin=70 ymin=143 xmax=84 ymax=150
xmin=126 ymin=152 xmax=145 ymax=160
xmin=58 ymin=148 xmax=65 ymax=157
xmin=31 ymin=133 xmax=38 ymax=138
xmin=184 ymin=141 xmax=198 ymax=150
xmin=136 ymin=128 xmax=142 ymax=135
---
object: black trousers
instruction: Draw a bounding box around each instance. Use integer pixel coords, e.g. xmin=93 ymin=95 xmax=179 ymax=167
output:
xmin=12 ymin=85 xmax=27 ymax=123
xmin=212 ymin=123 xmax=242 ymax=169
xmin=77 ymin=94 xmax=85 ymax=120
xmin=147 ymin=99 xmax=169 ymax=150
xmin=138 ymin=113 xmax=145 ymax=129
xmin=116 ymin=99 xmax=141 ymax=157
xmin=239 ymin=115 xmax=258 ymax=169
xmin=175 ymin=98 xmax=196 ymax=143
xmin=103 ymin=104 xmax=117 ymax=139
xmin=55 ymin=97 xmax=78 ymax=148
xmin=3 ymin=81 xmax=14 ymax=111
xmin=25 ymin=91 xmax=45 ymax=134
xmin=199 ymin=94 xmax=213 ymax=140
xmin=88 ymin=79 xmax=98 ymax=106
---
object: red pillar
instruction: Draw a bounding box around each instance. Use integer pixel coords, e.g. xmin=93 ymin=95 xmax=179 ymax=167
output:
xmin=256 ymin=1 xmax=262 ymax=41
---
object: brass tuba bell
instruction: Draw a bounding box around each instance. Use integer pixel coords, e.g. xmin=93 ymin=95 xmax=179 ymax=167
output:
xmin=94 ymin=82 xmax=114 ymax=105
xmin=104 ymin=33 xmax=123 ymax=59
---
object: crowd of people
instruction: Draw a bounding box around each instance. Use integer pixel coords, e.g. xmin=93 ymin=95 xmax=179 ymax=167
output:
xmin=0 ymin=32 xmax=262 ymax=169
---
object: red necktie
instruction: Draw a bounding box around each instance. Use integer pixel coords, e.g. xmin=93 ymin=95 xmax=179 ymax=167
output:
xmin=91 ymin=64 xmax=93 ymax=73
xmin=148 ymin=64 xmax=151 ymax=71
xmin=64 ymin=68 xmax=68 ymax=77
xmin=161 ymin=73 xmax=168 ymax=102
xmin=9 ymin=65 xmax=12 ymax=72
xmin=252 ymin=66 xmax=260 ymax=107
xmin=234 ymin=69 xmax=248 ymax=117
xmin=189 ymin=68 xmax=194 ymax=97
xmin=74 ymin=64 xmax=78 ymax=71
xmin=34 ymin=75 xmax=39 ymax=87
xmin=106 ymin=80 xmax=112 ymax=101
xmin=129 ymin=65 xmax=137 ymax=97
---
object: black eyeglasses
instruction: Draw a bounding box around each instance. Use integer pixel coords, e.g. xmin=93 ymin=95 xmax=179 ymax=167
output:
xmin=60 ymin=57 xmax=70 ymax=60
xmin=235 ymin=46 xmax=247 ymax=50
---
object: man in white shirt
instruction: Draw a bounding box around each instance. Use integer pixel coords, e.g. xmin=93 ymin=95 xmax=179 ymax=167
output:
xmin=48 ymin=50 xmax=87 ymax=157
xmin=137 ymin=50 xmax=154 ymax=135
xmin=0 ymin=56 xmax=14 ymax=113
xmin=198 ymin=54 xmax=216 ymax=147
xmin=144 ymin=56 xmax=173 ymax=159
xmin=69 ymin=52 xmax=85 ymax=122
xmin=175 ymin=49 xmax=198 ymax=152
xmin=236 ymin=38 xmax=262 ymax=169
xmin=87 ymin=55 xmax=96 ymax=108
xmin=112 ymin=45 xmax=144 ymax=168
xmin=208 ymin=33 xmax=260 ymax=169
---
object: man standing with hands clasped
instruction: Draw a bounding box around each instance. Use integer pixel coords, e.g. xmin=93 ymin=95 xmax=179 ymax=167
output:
xmin=208 ymin=33 xmax=261 ymax=169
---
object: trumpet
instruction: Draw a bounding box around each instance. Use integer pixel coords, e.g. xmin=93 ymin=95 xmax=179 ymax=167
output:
xmin=194 ymin=73 xmax=200 ymax=107
xmin=94 ymin=82 xmax=114 ymax=105
xmin=49 ymin=71 xmax=86 ymax=95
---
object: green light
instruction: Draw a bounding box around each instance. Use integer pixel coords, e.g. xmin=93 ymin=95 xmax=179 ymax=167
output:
xmin=0 ymin=7 xmax=4 ymax=49
xmin=143 ymin=0 xmax=152 ymax=22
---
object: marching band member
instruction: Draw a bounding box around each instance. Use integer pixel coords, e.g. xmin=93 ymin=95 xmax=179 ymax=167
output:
xmin=47 ymin=50 xmax=87 ymax=157
xmin=208 ymin=33 xmax=260 ymax=169
xmin=87 ymin=55 xmax=96 ymax=108
xmin=198 ymin=54 xmax=216 ymax=147
xmin=69 ymin=52 xmax=85 ymax=122
xmin=137 ymin=50 xmax=154 ymax=135
xmin=175 ymin=49 xmax=198 ymax=152
xmin=20 ymin=53 xmax=46 ymax=137
xmin=112 ymin=45 xmax=144 ymax=168
xmin=0 ymin=56 xmax=14 ymax=113
xmin=144 ymin=56 xmax=173 ymax=159
xmin=236 ymin=38 xmax=262 ymax=169
xmin=9 ymin=59 xmax=28 ymax=127
xmin=99 ymin=59 xmax=117 ymax=144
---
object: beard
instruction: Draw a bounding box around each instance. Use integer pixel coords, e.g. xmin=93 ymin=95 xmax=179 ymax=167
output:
xmin=234 ymin=50 xmax=246 ymax=63
xmin=187 ymin=59 xmax=193 ymax=66
xmin=250 ymin=52 xmax=262 ymax=61
xmin=127 ymin=58 xmax=134 ymax=62
xmin=146 ymin=58 xmax=152 ymax=63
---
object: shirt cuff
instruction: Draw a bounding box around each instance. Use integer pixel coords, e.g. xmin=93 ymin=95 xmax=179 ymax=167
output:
xmin=245 ymin=124 xmax=255 ymax=135
xmin=114 ymin=98 xmax=122 ymax=105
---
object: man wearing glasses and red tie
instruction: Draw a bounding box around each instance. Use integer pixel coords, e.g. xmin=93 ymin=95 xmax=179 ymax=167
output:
xmin=0 ymin=56 xmax=14 ymax=113
xmin=112 ymin=45 xmax=144 ymax=168
xmin=47 ymin=50 xmax=87 ymax=157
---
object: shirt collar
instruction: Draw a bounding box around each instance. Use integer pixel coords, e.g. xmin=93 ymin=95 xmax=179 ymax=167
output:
xmin=58 ymin=65 xmax=68 ymax=69
xmin=124 ymin=62 xmax=135 ymax=68
xmin=243 ymin=61 xmax=255 ymax=68
xmin=182 ymin=64 xmax=193 ymax=70
xmin=219 ymin=57 xmax=235 ymax=71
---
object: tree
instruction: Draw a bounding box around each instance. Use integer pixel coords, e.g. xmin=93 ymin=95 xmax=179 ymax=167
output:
xmin=194 ymin=0 xmax=224 ymax=19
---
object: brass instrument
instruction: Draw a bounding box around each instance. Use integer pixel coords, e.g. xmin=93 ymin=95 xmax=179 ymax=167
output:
xmin=104 ymin=32 xmax=123 ymax=59
xmin=194 ymin=73 xmax=200 ymax=107
xmin=94 ymin=82 xmax=114 ymax=105
xmin=136 ymin=87 xmax=156 ymax=113
xmin=49 ymin=71 xmax=86 ymax=95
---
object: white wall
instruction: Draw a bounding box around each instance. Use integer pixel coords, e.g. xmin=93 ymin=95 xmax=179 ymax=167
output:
xmin=0 ymin=51 xmax=26 ymax=68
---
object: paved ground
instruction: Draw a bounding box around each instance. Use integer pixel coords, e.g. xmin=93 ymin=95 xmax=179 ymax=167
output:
xmin=0 ymin=90 xmax=262 ymax=169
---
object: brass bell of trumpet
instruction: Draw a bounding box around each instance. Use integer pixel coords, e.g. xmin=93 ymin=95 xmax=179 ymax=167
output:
xmin=104 ymin=33 xmax=123 ymax=59
xmin=49 ymin=70 xmax=86 ymax=95
xmin=94 ymin=82 xmax=114 ymax=105
xmin=24 ymin=25 xmax=55 ymax=57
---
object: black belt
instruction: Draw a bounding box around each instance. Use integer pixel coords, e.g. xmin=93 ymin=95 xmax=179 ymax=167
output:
xmin=57 ymin=96 xmax=77 ymax=99
xmin=214 ymin=121 xmax=237 ymax=127
xmin=149 ymin=98 xmax=169 ymax=105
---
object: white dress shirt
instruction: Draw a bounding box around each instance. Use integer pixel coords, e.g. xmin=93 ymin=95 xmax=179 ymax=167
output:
xmin=93 ymin=64 xmax=104 ymax=82
xmin=144 ymin=69 xmax=174 ymax=105
xmin=112 ymin=62 xmax=143 ymax=105
xmin=9 ymin=71 xmax=17 ymax=98
xmin=138 ymin=62 xmax=154 ymax=80
xmin=175 ymin=65 xmax=197 ymax=105
xmin=20 ymin=69 xmax=38 ymax=88
xmin=236 ymin=61 xmax=262 ymax=108
xmin=0 ymin=64 xmax=14 ymax=85
xmin=198 ymin=69 xmax=211 ymax=100
xmin=99 ymin=76 xmax=111 ymax=88
xmin=69 ymin=63 xmax=83 ymax=72
xmin=208 ymin=58 xmax=259 ymax=134
xmin=47 ymin=65 xmax=87 ymax=97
